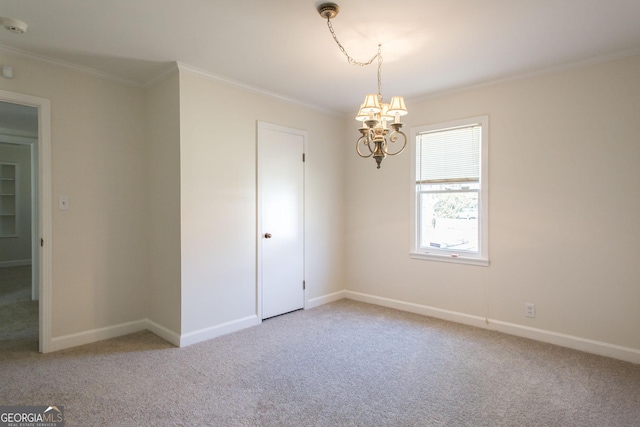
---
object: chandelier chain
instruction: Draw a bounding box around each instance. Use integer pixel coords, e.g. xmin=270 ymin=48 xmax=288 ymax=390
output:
xmin=325 ymin=18 xmax=383 ymax=98
xmin=377 ymin=45 xmax=382 ymax=99
xmin=326 ymin=18 xmax=378 ymax=67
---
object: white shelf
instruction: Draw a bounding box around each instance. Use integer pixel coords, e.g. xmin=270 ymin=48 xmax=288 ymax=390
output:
xmin=0 ymin=163 xmax=18 ymax=237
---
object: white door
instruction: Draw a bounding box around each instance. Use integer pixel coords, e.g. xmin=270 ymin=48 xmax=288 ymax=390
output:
xmin=257 ymin=122 xmax=305 ymax=320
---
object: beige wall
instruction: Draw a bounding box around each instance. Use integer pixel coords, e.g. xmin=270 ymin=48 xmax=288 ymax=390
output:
xmin=5 ymin=45 xmax=636 ymax=360
xmin=0 ymin=51 xmax=346 ymax=348
xmin=146 ymin=70 xmax=182 ymax=335
xmin=178 ymin=69 xmax=347 ymax=335
xmin=345 ymin=55 xmax=640 ymax=352
xmin=0 ymin=52 xmax=149 ymax=337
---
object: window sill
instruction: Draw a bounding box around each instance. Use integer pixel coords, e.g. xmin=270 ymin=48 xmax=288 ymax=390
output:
xmin=410 ymin=251 xmax=489 ymax=266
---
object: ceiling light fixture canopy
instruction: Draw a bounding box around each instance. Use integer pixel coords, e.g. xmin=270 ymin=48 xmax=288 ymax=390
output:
xmin=318 ymin=3 xmax=408 ymax=169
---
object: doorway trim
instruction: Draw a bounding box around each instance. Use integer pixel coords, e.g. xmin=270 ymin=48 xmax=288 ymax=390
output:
xmin=256 ymin=121 xmax=306 ymax=322
xmin=0 ymin=89 xmax=52 ymax=353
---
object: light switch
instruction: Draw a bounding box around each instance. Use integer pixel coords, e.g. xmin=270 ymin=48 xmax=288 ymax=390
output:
xmin=58 ymin=195 xmax=70 ymax=210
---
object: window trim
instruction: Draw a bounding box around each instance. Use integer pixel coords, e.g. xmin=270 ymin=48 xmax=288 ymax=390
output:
xmin=410 ymin=116 xmax=489 ymax=266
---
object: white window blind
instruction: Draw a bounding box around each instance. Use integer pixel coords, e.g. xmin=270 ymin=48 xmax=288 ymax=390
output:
xmin=416 ymin=125 xmax=481 ymax=183
xmin=410 ymin=115 xmax=489 ymax=265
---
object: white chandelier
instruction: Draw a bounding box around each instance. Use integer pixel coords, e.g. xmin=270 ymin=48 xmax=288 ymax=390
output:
xmin=318 ymin=3 xmax=408 ymax=169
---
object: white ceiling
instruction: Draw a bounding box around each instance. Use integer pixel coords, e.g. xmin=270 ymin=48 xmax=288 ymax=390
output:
xmin=1 ymin=0 xmax=640 ymax=115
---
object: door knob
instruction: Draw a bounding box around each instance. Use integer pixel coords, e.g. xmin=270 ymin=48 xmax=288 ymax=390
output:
xmin=264 ymin=233 xmax=272 ymax=239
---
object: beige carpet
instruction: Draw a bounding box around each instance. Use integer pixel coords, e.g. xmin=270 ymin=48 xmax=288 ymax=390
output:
xmin=1 ymin=299 xmax=639 ymax=426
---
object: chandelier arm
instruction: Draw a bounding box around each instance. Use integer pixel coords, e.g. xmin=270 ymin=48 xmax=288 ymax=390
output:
xmin=356 ymin=135 xmax=374 ymax=158
xmin=326 ymin=18 xmax=379 ymax=67
xmin=382 ymin=130 xmax=408 ymax=156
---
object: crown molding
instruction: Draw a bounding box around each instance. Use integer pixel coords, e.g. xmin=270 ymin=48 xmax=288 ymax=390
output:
xmin=410 ymin=48 xmax=640 ymax=105
xmin=0 ymin=44 xmax=143 ymax=87
xmin=143 ymin=62 xmax=180 ymax=88
xmin=175 ymin=62 xmax=341 ymax=117
xmin=0 ymin=45 xmax=342 ymax=117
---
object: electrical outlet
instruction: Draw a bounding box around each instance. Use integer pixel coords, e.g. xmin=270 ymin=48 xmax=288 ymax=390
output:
xmin=525 ymin=303 xmax=536 ymax=318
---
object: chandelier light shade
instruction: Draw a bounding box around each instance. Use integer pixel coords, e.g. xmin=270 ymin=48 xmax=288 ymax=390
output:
xmin=318 ymin=3 xmax=408 ymax=169
xmin=355 ymin=104 xmax=369 ymax=122
xmin=388 ymin=96 xmax=408 ymax=119
xmin=361 ymin=94 xmax=381 ymax=115
xmin=380 ymin=103 xmax=393 ymax=121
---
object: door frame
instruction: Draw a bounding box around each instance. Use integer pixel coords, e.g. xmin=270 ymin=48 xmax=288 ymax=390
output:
xmin=256 ymin=121 xmax=306 ymax=321
xmin=0 ymin=90 xmax=52 ymax=353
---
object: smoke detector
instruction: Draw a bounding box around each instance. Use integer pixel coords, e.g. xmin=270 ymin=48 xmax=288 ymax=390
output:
xmin=0 ymin=17 xmax=28 ymax=34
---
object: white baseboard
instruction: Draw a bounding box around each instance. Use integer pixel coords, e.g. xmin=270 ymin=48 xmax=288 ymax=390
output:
xmin=145 ymin=319 xmax=181 ymax=347
xmin=345 ymin=291 xmax=640 ymax=365
xmin=0 ymin=259 xmax=32 ymax=268
xmin=49 ymin=319 xmax=148 ymax=353
xmin=47 ymin=315 xmax=258 ymax=352
xmin=179 ymin=315 xmax=259 ymax=347
xmin=307 ymin=290 xmax=347 ymax=309
xmin=44 ymin=291 xmax=640 ymax=364
xmin=489 ymin=320 xmax=640 ymax=365
xmin=346 ymin=291 xmax=488 ymax=329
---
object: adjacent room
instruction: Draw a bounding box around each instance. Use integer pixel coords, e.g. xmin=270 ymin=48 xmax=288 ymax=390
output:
xmin=0 ymin=1 xmax=639 ymax=425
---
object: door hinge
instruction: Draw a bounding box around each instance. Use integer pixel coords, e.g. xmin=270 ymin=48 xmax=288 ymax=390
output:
xmin=302 ymin=280 xmax=306 ymax=290
xmin=302 ymin=153 xmax=305 ymax=162
xmin=40 ymin=238 xmax=43 ymax=247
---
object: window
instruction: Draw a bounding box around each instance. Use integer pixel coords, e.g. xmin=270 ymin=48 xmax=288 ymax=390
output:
xmin=410 ymin=116 xmax=489 ymax=265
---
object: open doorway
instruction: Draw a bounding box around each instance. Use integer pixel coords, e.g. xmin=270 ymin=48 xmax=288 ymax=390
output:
xmin=0 ymin=90 xmax=52 ymax=353
xmin=0 ymin=101 xmax=38 ymax=351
